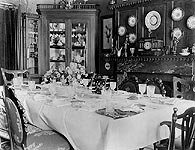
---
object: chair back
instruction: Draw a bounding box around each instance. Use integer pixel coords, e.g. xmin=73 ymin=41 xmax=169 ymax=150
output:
xmin=173 ymin=76 xmax=195 ymax=100
xmin=177 ymin=107 xmax=195 ymax=150
xmin=166 ymin=107 xmax=195 ymax=150
xmin=118 ymin=75 xmax=139 ymax=93
xmin=145 ymin=77 xmax=166 ymax=96
xmin=3 ymin=87 xmax=27 ymax=150
xmin=1 ymin=68 xmax=28 ymax=86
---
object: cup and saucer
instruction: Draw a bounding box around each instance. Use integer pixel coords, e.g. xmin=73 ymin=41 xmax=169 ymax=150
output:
xmin=180 ymin=48 xmax=190 ymax=56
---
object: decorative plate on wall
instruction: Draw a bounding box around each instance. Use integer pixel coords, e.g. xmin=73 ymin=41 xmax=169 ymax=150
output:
xmin=187 ymin=15 xmax=195 ymax=29
xmin=129 ymin=33 xmax=137 ymax=43
xmin=128 ymin=16 xmax=137 ymax=27
xmin=172 ymin=28 xmax=183 ymax=39
xmin=171 ymin=7 xmax=184 ymax=21
xmin=118 ymin=26 xmax=126 ymax=36
xmin=145 ymin=11 xmax=161 ymax=31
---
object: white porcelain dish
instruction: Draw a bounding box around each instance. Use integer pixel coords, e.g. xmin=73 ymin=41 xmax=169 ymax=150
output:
xmin=172 ymin=28 xmax=183 ymax=39
xmin=128 ymin=16 xmax=137 ymax=27
xmin=129 ymin=33 xmax=137 ymax=43
xmin=145 ymin=11 xmax=161 ymax=31
xmin=171 ymin=7 xmax=184 ymax=21
xmin=187 ymin=15 xmax=195 ymax=29
xmin=118 ymin=26 xmax=126 ymax=36
xmin=179 ymin=52 xmax=190 ymax=56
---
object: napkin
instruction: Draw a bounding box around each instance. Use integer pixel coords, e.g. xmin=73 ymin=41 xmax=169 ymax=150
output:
xmin=95 ymin=108 xmax=138 ymax=119
xmin=56 ymin=86 xmax=75 ymax=98
xmin=33 ymin=94 xmax=49 ymax=101
xmin=120 ymin=103 xmax=145 ymax=113
xmin=159 ymin=98 xmax=178 ymax=105
xmin=51 ymin=99 xmax=71 ymax=107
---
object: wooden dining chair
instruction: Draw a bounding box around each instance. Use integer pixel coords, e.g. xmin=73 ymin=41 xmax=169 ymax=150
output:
xmin=118 ymin=75 xmax=139 ymax=93
xmin=173 ymin=76 xmax=195 ymax=100
xmin=155 ymin=107 xmax=195 ymax=150
xmin=2 ymin=86 xmax=71 ymax=150
xmin=145 ymin=77 xmax=166 ymax=96
xmin=1 ymin=68 xmax=29 ymax=86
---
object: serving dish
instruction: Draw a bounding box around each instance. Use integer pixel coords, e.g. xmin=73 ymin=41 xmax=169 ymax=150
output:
xmin=171 ymin=7 xmax=184 ymax=21
xmin=145 ymin=11 xmax=161 ymax=31
xmin=179 ymin=52 xmax=190 ymax=56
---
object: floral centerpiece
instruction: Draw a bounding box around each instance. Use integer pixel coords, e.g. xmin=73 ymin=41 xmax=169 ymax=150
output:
xmin=42 ymin=62 xmax=87 ymax=85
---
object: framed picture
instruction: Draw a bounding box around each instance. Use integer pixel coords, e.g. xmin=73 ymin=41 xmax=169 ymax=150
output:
xmin=102 ymin=15 xmax=113 ymax=53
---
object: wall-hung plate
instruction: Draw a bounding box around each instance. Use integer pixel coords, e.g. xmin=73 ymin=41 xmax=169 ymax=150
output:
xmin=118 ymin=26 xmax=126 ymax=36
xmin=145 ymin=11 xmax=161 ymax=31
xmin=187 ymin=16 xmax=195 ymax=29
xmin=129 ymin=33 xmax=137 ymax=43
xmin=171 ymin=7 xmax=184 ymax=21
xmin=172 ymin=28 xmax=183 ymax=40
xmin=128 ymin=16 xmax=137 ymax=27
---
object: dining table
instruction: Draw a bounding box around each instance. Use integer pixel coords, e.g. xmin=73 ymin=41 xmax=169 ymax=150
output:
xmin=14 ymin=83 xmax=195 ymax=150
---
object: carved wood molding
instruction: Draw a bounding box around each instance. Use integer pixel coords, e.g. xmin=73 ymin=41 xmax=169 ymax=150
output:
xmin=106 ymin=55 xmax=195 ymax=62
xmin=108 ymin=0 xmax=152 ymax=10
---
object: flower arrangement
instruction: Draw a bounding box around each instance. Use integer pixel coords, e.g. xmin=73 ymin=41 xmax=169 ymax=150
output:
xmin=42 ymin=62 xmax=87 ymax=84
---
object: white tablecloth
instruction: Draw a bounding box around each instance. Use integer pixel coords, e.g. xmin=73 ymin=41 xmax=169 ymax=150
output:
xmin=15 ymin=86 xmax=195 ymax=150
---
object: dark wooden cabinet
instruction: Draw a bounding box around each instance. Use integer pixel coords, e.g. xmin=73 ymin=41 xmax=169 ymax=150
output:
xmin=37 ymin=4 xmax=99 ymax=75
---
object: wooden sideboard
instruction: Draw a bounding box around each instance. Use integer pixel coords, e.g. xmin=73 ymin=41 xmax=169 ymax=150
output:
xmin=97 ymin=0 xmax=195 ymax=85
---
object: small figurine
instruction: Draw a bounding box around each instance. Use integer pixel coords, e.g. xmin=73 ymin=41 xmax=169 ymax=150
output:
xmin=192 ymin=43 xmax=195 ymax=54
xmin=124 ymin=35 xmax=129 ymax=57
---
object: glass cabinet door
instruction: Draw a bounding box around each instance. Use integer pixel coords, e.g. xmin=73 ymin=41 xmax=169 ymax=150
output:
xmin=25 ymin=14 xmax=39 ymax=74
xmin=71 ymin=22 xmax=87 ymax=67
xmin=49 ymin=22 xmax=66 ymax=69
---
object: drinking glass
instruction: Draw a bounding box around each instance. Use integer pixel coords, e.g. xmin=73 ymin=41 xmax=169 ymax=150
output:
xmin=147 ymin=85 xmax=155 ymax=97
xmin=49 ymin=83 xmax=57 ymax=99
xmin=13 ymin=77 xmax=23 ymax=89
xmin=83 ymin=79 xmax=89 ymax=87
xmin=28 ymin=81 xmax=36 ymax=91
xmin=130 ymin=48 xmax=135 ymax=56
xmin=102 ymin=88 xmax=113 ymax=113
xmin=110 ymin=82 xmax=116 ymax=91
xmin=138 ymin=84 xmax=146 ymax=95
xmin=72 ymin=79 xmax=78 ymax=99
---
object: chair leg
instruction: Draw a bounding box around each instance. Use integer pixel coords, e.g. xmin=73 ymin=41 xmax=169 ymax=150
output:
xmin=153 ymin=142 xmax=156 ymax=150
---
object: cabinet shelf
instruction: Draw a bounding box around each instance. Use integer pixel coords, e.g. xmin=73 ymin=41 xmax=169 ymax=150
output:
xmin=72 ymin=30 xmax=86 ymax=35
xmin=72 ymin=46 xmax=85 ymax=49
xmin=50 ymin=60 xmax=65 ymax=62
xmin=50 ymin=45 xmax=65 ymax=49
xmin=50 ymin=31 xmax=65 ymax=34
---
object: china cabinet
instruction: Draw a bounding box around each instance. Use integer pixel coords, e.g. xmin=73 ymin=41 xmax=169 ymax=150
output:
xmin=37 ymin=4 xmax=99 ymax=75
xmin=22 ymin=13 xmax=40 ymax=81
